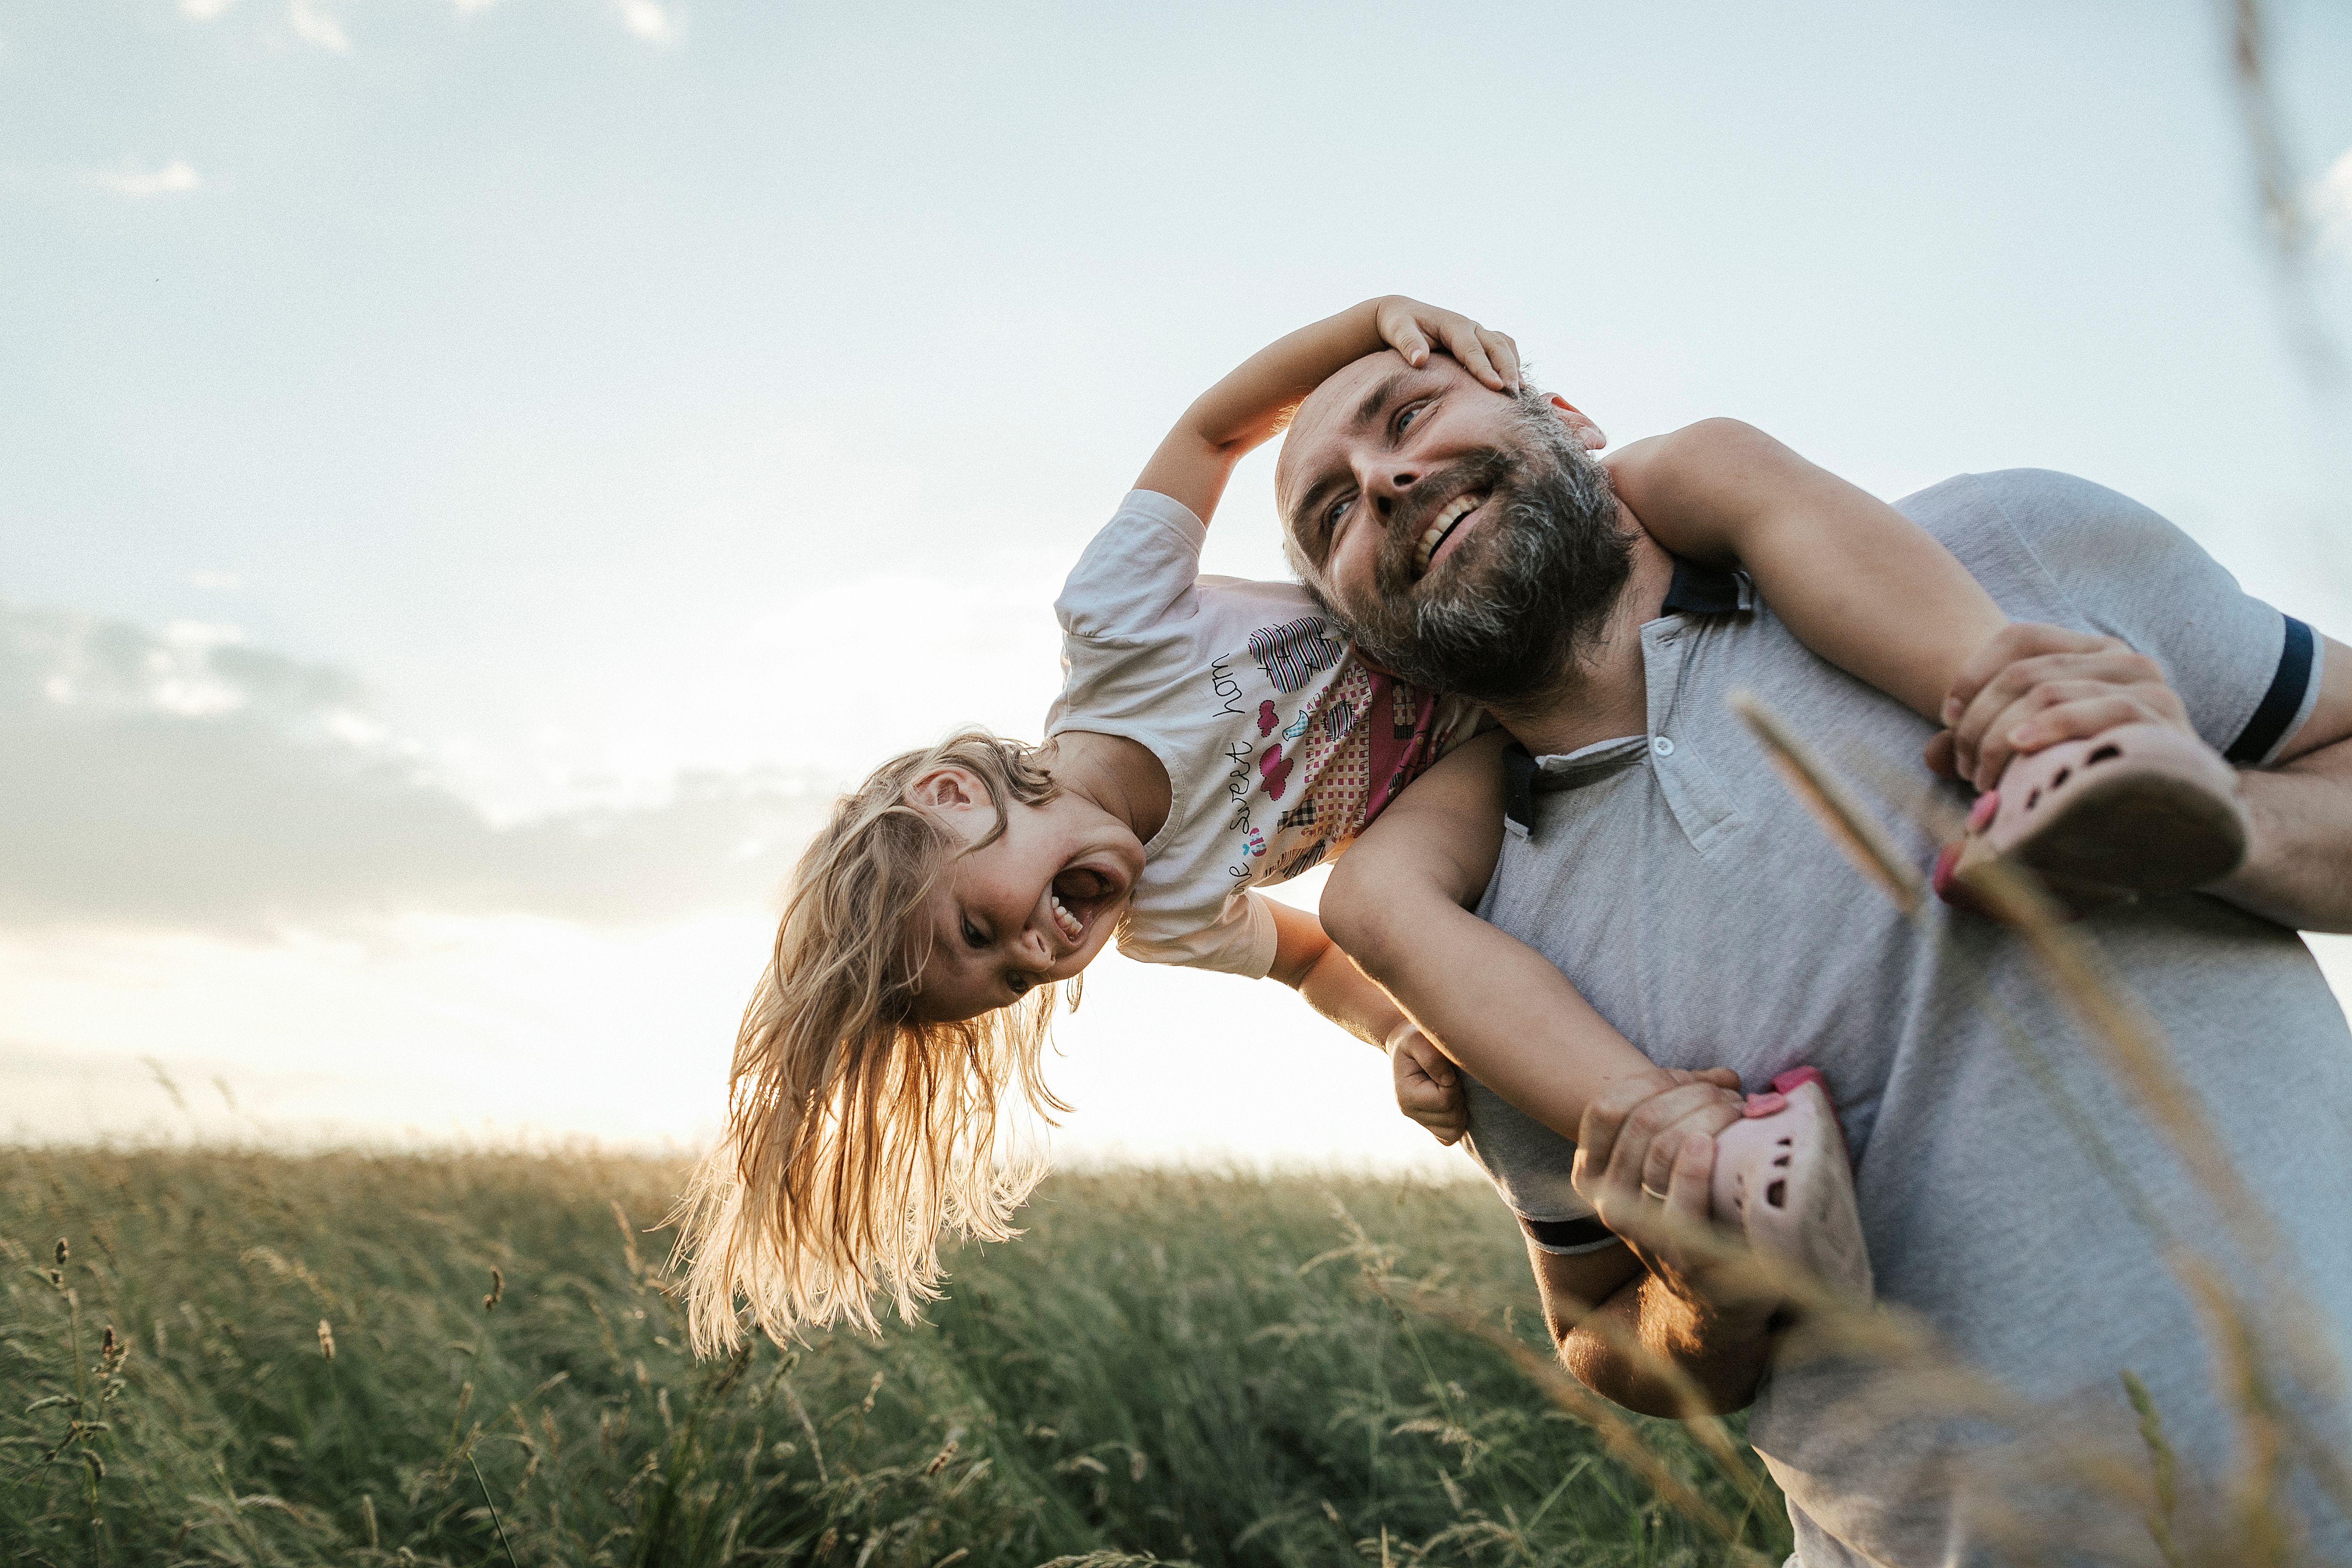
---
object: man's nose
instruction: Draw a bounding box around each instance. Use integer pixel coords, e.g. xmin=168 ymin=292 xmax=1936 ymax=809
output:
xmin=1365 ymin=461 xmax=1422 ymax=517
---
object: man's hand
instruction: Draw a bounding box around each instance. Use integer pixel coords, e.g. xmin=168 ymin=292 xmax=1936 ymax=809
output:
xmin=1571 ymin=1069 xmax=1772 ymax=1323
xmin=1372 ymin=297 xmax=1521 ymax=396
xmin=1391 ymin=1030 xmax=1467 ymax=1146
xmin=1547 ymin=1068 xmax=1782 ymax=1415
xmin=1926 ymin=622 xmax=2195 ymax=791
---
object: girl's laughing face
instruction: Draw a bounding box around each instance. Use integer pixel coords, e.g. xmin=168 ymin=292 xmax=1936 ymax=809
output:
xmin=907 ymin=769 xmax=1143 ymax=1023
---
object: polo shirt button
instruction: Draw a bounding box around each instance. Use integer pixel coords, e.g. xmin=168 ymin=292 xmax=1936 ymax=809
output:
xmin=1652 ymin=735 xmax=1675 ymax=757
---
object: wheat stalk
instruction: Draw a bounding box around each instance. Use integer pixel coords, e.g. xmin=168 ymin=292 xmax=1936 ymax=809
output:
xmin=1729 ymin=690 xmax=1923 ymax=913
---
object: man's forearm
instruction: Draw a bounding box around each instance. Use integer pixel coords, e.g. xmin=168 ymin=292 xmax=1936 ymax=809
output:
xmin=1558 ymin=1273 xmax=1775 ymax=1418
xmin=2212 ymin=736 xmax=2352 ymax=932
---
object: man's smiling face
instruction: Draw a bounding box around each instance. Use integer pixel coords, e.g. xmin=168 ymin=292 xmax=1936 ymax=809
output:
xmin=1278 ymin=350 xmax=1540 ymax=605
xmin=1275 ymin=350 xmax=1631 ymax=707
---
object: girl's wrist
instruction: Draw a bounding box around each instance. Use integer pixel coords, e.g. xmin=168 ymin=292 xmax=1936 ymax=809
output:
xmin=1380 ymin=1018 xmax=1424 ymax=1057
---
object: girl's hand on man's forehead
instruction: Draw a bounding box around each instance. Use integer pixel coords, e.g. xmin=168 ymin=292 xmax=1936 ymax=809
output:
xmin=1371 ymin=296 xmax=1522 ymax=396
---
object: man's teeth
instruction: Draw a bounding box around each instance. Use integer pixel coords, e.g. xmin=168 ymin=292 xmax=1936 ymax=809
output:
xmin=1050 ymin=892 xmax=1084 ymax=942
xmin=1414 ymin=492 xmax=1486 ymax=575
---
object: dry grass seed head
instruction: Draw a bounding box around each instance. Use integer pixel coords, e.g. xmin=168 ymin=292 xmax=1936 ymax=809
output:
xmin=1728 ymin=692 xmax=1922 ymax=913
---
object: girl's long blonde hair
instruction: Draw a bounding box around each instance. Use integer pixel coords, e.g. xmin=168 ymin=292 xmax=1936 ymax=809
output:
xmin=673 ymin=728 xmax=1078 ymax=1351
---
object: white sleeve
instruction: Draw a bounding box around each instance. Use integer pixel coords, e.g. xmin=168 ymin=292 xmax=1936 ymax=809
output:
xmin=1054 ymin=491 xmax=1209 ymax=644
xmin=1115 ymin=889 xmax=1280 ymax=980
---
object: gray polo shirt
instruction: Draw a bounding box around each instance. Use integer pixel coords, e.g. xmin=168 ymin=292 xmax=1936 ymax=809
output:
xmin=1457 ymin=470 xmax=2347 ymax=1565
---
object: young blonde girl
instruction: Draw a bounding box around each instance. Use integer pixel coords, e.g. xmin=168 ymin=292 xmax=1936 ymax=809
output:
xmin=675 ymin=298 xmax=2247 ymax=1349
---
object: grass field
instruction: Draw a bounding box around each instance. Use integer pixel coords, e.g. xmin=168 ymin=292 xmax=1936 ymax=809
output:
xmin=0 ymin=1148 xmax=1789 ymax=1567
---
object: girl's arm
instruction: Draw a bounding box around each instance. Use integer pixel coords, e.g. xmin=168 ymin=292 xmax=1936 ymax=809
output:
xmin=1134 ymin=298 xmax=1520 ymax=527
xmin=1606 ymin=419 xmax=2009 ymax=723
xmin=1312 ymin=733 xmax=1699 ymax=1140
xmin=1263 ymin=839 xmax=1662 ymax=1316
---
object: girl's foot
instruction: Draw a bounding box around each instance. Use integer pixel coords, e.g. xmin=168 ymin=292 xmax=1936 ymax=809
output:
xmin=1709 ymin=1067 xmax=1873 ymax=1306
xmin=1932 ymin=721 xmax=2248 ymax=920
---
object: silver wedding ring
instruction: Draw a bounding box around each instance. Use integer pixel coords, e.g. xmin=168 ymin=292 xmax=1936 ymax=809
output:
xmin=1641 ymin=1183 xmax=1670 ymax=1201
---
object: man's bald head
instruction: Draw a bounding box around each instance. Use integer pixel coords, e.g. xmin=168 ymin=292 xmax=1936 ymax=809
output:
xmin=1272 ymin=349 xmax=1630 ymax=709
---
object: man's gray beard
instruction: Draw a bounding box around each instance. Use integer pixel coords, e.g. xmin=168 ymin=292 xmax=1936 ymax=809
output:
xmin=1339 ymin=396 xmax=1633 ymax=710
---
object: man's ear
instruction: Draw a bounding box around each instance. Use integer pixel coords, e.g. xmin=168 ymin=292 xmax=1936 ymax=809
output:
xmin=1547 ymin=394 xmax=1608 ymax=452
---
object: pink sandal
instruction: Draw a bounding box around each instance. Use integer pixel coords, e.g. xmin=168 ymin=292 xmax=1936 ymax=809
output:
xmin=1710 ymin=1067 xmax=1873 ymax=1306
xmin=1932 ymin=721 xmax=2248 ymax=919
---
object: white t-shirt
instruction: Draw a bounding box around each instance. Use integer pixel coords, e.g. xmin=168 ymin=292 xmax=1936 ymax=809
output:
xmin=1045 ymin=490 xmax=1485 ymax=978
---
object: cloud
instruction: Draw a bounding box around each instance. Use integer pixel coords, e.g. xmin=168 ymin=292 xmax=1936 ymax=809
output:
xmin=2314 ymin=146 xmax=2352 ymax=258
xmin=180 ymin=0 xmax=237 ymax=18
xmin=287 ymin=0 xmax=350 ymax=51
xmin=0 ymin=603 xmax=829 ymax=936
xmin=614 ymin=0 xmax=676 ymax=44
xmin=92 ymin=159 xmax=202 ymax=198
xmin=190 ymin=570 xmax=244 ymax=591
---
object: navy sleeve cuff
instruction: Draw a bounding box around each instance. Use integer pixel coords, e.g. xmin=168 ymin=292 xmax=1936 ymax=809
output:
xmin=2225 ymin=614 xmax=2317 ymax=766
xmin=1519 ymin=1213 xmax=1622 ymax=1255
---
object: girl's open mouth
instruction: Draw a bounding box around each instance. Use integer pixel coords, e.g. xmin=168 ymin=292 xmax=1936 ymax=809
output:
xmin=1048 ymin=863 xmax=1126 ymax=950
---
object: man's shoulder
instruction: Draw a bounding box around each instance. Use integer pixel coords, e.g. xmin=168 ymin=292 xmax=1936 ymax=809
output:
xmin=1896 ymin=468 xmax=2156 ymax=537
xmin=1893 ymin=468 xmax=2199 ymax=619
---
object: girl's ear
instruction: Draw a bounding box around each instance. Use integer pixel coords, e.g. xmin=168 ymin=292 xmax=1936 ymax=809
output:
xmin=1548 ymin=394 xmax=1607 ymax=451
xmin=905 ymin=766 xmax=984 ymax=812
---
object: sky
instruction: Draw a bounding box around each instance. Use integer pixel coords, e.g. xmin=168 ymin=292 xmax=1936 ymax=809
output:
xmin=3 ymin=0 xmax=2350 ymax=1167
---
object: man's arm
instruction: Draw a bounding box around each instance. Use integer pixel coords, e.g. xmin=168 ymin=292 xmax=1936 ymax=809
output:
xmin=2214 ymin=635 xmax=2352 ymax=930
xmin=1537 ymin=1252 xmax=1771 ymax=1417
xmin=1942 ymin=623 xmax=2352 ymax=931
xmin=1536 ymin=1078 xmax=1774 ymax=1416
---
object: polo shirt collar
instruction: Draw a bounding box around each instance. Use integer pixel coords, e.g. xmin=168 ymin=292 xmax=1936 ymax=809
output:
xmin=1662 ymin=555 xmax=1754 ymax=616
xmin=1500 ymin=556 xmax=1753 ymax=833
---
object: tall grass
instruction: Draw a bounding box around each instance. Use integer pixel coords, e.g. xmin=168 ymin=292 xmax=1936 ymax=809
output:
xmin=13 ymin=701 xmax=2341 ymax=1565
xmin=1 ymin=1150 xmax=1789 ymax=1566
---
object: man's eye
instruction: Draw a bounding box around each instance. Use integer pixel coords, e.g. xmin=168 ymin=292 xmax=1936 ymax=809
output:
xmin=962 ymin=920 xmax=987 ymax=949
xmin=1395 ymin=399 xmax=1429 ymax=436
xmin=1323 ymin=494 xmax=1350 ymax=536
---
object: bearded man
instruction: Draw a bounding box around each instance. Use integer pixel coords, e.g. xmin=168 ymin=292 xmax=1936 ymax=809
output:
xmin=1282 ymin=346 xmax=2352 ymax=1564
